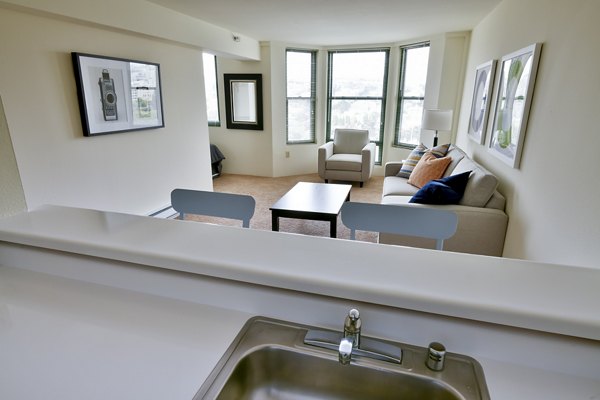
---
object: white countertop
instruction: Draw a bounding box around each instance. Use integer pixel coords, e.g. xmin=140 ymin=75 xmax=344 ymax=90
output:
xmin=0 ymin=265 xmax=251 ymax=400
xmin=1 ymin=206 xmax=599 ymax=399
xmin=1 ymin=265 xmax=599 ymax=400
xmin=0 ymin=205 xmax=598 ymax=341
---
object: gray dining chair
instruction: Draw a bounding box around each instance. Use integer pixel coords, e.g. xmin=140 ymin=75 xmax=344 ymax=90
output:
xmin=171 ymin=188 xmax=256 ymax=228
xmin=340 ymin=202 xmax=458 ymax=250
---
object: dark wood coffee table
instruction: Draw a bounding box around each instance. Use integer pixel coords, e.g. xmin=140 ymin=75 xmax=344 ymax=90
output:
xmin=270 ymin=182 xmax=352 ymax=238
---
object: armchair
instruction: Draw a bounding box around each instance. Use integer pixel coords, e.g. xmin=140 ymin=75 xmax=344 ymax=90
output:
xmin=318 ymin=129 xmax=375 ymax=187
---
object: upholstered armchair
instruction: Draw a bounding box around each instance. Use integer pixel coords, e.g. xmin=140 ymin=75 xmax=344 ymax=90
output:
xmin=318 ymin=129 xmax=376 ymax=187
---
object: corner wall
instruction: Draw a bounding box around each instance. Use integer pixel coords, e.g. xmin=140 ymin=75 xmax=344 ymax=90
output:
xmin=0 ymin=7 xmax=212 ymax=215
xmin=208 ymin=44 xmax=274 ymax=176
xmin=0 ymin=96 xmax=27 ymax=217
xmin=456 ymin=0 xmax=600 ymax=267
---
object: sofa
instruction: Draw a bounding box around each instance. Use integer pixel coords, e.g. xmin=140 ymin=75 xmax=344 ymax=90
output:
xmin=379 ymin=145 xmax=508 ymax=256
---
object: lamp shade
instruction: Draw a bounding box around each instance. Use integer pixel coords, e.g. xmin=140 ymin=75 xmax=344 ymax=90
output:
xmin=422 ymin=109 xmax=453 ymax=131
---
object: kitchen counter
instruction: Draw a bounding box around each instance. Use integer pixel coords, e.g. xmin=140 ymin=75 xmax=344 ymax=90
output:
xmin=1 ymin=264 xmax=599 ymax=400
xmin=0 ymin=266 xmax=250 ymax=400
xmin=0 ymin=205 xmax=598 ymax=340
xmin=1 ymin=205 xmax=599 ymax=399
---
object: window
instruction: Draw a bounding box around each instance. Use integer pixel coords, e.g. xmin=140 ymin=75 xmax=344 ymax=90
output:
xmin=327 ymin=49 xmax=389 ymax=163
xmin=203 ymin=53 xmax=220 ymax=126
xmin=394 ymin=43 xmax=430 ymax=147
xmin=286 ymin=49 xmax=316 ymax=143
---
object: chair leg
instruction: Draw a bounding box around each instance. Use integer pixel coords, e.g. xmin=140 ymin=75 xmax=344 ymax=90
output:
xmin=359 ymin=182 xmax=363 ymax=188
xmin=325 ymin=179 xmax=328 ymax=183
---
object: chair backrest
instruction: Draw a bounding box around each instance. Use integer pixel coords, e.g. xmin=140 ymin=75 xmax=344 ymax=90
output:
xmin=333 ymin=129 xmax=369 ymax=154
xmin=341 ymin=202 xmax=457 ymax=250
xmin=171 ymin=189 xmax=256 ymax=228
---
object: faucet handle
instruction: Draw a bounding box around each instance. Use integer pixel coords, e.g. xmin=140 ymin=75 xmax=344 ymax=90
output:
xmin=348 ymin=308 xmax=360 ymax=321
xmin=344 ymin=308 xmax=362 ymax=348
xmin=344 ymin=309 xmax=361 ymax=333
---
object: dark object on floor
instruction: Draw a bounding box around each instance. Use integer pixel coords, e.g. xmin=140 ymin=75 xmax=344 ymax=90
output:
xmin=210 ymin=144 xmax=225 ymax=178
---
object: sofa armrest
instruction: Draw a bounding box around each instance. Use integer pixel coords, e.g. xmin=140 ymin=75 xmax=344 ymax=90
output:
xmin=361 ymin=142 xmax=376 ymax=180
xmin=318 ymin=141 xmax=334 ymax=178
xmin=384 ymin=161 xmax=404 ymax=177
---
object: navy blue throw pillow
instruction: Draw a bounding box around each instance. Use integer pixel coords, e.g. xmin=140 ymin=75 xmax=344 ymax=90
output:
xmin=409 ymin=171 xmax=472 ymax=205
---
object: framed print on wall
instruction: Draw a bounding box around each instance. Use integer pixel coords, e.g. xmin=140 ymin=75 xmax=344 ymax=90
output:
xmin=488 ymin=43 xmax=542 ymax=168
xmin=72 ymin=52 xmax=164 ymax=136
xmin=467 ymin=60 xmax=496 ymax=145
xmin=224 ymin=73 xmax=263 ymax=130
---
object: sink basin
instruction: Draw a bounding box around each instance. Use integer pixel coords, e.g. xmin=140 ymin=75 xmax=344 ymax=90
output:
xmin=194 ymin=317 xmax=490 ymax=400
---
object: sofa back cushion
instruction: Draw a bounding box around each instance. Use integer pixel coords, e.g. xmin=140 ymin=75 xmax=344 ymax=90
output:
xmin=443 ymin=145 xmax=467 ymax=177
xmin=452 ymin=157 xmax=498 ymax=207
xmin=333 ymin=129 xmax=369 ymax=154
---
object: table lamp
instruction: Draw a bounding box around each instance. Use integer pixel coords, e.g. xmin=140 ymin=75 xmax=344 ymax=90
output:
xmin=422 ymin=109 xmax=453 ymax=147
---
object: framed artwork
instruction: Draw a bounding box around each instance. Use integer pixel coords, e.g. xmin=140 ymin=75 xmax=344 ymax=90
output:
xmin=467 ymin=60 xmax=496 ymax=145
xmin=224 ymin=73 xmax=263 ymax=130
xmin=488 ymin=43 xmax=542 ymax=168
xmin=72 ymin=52 xmax=164 ymax=136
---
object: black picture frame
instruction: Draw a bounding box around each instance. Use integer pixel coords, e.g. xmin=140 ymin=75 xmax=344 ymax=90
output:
xmin=72 ymin=52 xmax=165 ymax=137
xmin=224 ymin=73 xmax=263 ymax=130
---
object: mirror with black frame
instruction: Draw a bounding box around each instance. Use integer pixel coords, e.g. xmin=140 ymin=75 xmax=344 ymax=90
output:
xmin=224 ymin=73 xmax=263 ymax=130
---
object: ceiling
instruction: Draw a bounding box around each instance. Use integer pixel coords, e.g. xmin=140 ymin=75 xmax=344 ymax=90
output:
xmin=147 ymin=0 xmax=502 ymax=46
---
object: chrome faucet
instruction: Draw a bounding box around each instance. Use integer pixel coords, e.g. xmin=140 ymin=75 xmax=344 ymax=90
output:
xmin=343 ymin=308 xmax=361 ymax=347
xmin=338 ymin=337 xmax=354 ymax=365
xmin=304 ymin=308 xmax=402 ymax=366
xmin=339 ymin=308 xmax=361 ymax=364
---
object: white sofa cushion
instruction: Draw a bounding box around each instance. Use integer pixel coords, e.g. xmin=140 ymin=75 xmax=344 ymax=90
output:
xmin=452 ymin=158 xmax=498 ymax=207
xmin=333 ymin=129 xmax=369 ymax=154
xmin=443 ymin=146 xmax=467 ymax=177
xmin=326 ymin=153 xmax=363 ymax=171
xmin=382 ymin=176 xmax=420 ymax=197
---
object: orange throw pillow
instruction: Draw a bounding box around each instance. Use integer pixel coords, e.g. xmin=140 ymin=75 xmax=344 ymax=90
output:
xmin=407 ymin=152 xmax=452 ymax=188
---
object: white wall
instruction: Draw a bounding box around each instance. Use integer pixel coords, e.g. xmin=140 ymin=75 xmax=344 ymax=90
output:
xmin=208 ymin=44 xmax=274 ymax=176
xmin=0 ymin=0 xmax=260 ymax=60
xmin=456 ymin=0 xmax=600 ymax=267
xmin=0 ymin=96 xmax=27 ymax=217
xmin=0 ymin=7 xmax=213 ymax=215
xmin=384 ymin=33 xmax=470 ymax=166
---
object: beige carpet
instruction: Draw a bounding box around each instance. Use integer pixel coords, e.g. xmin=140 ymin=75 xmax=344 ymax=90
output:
xmin=186 ymin=173 xmax=384 ymax=243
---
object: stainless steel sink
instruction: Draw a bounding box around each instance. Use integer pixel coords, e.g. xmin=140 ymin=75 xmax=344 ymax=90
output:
xmin=194 ymin=317 xmax=490 ymax=400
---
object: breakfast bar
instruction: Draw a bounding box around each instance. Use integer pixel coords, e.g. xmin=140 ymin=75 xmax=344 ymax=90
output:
xmin=0 ymin=205 xmax=599 ymax=399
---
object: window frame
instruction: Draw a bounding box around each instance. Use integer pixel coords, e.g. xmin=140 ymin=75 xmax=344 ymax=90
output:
xmin=326 ymin=48 xmax=390 ymax=164
xmin=393 ymin=42 xmax=431 ymax=149
xmin=203 ymin=53 xmax=221 ymax=127
xmin=286 ymin=48 xmax=317 ymax=144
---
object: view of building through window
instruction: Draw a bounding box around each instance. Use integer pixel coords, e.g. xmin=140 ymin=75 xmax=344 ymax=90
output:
xmin=286 ymin=50 xmax=316 ymax=143
xmin=327 ymin=49 xmax=389 ymax=163
xmin=203 ymin=53 xmax=220 ymax=126
xmin=395 ymin=44 xmax=430 ymax=147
